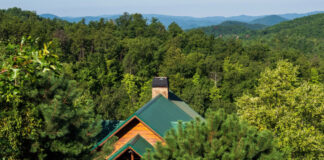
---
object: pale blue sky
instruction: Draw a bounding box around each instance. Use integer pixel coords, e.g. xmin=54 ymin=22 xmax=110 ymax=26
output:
xmin=1 ymin=0 xmax=323 ymax=17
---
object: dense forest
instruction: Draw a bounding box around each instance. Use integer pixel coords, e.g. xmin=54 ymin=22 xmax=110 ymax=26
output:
xmin=195 ymin=21 xmax=266 ymax=37
xmin=249 ymin=15 xmax=287 ymax=26
xmin=0 ymin=8 xmax=323 ymax=159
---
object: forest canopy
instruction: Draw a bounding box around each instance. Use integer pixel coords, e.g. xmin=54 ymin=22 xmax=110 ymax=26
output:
xmin=0 ymin=7 xmax=323 ymax=159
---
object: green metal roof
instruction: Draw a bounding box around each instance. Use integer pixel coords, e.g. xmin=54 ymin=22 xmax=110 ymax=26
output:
xmin=92 ymin=114 xmax=135 ymax=150
xmin=129 ymin=134 xmax=154 ymax=155
xmin=135 ymin=94 xmax=193 ymax=136
xmin=108 ymin=135 xmax=153 ymax=160
xmin=169 ymin=91 xmax=204 ymax=120
xmin=93 ymin=93 xmax=204 ymax=151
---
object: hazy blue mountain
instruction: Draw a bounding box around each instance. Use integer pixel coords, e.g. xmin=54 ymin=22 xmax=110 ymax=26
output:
xmin=280 ymin=11 xmax=324 ymax=19
xmin=40 ymin=13 xmax=229 ymax=29
xmin=40 ymin=14 xmax=59 ymax=19
xmin=250 ymin=15 xmax=287 ymax=26
xmin=254 ymin=13 xmax=324 ymax=39
xmin=227 ymin=15 xmax=263 ymax=22
xmin=52 ymin=15 xmax=121 ymax=23
xmin=143 ymin=15 xmax=228 ymax=29
xmin=40 ymin=11 xmax=323 ymax=29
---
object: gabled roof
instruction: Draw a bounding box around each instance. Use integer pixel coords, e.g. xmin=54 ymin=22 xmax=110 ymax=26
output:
xmin=128 ymin=134 xmax=154 ymax=155
xmin=93 ymin=94 xmax=204 ymax=150
xmin=134 ymin=94 xmax=193 ymax=136
xmin=169 ymin=91 xmax=204 ymax=120
xmin=108 ymin=135 xmax=153 ymax=160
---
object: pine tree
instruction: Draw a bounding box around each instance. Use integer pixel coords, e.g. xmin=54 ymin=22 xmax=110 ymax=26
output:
xmin=30 ymin=73 xmax=104 ymax=159
xmin=144 ymin=109 xmax=282 ymax=160
xmin=0 ymin=37 xmax=61 ymax=159
xmin=0 ymin=38 xmax=112 ymax=159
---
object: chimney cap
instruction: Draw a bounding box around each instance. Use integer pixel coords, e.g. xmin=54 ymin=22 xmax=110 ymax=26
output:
xmin=152 ymin=77 xmax=169 ymax=88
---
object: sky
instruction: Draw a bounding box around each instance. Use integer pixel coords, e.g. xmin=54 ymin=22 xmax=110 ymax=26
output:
xmin=0 ymin=0 xmax=324 ymax=17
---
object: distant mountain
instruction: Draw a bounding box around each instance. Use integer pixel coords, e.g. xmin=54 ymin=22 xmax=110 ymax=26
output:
xmin=251 ymin=13 xmax=324 ymax=54
xmin=41 ymin=15 xmax=121 ymax=23
xmin=40 ymin=11 xmax=323 ymax=30
xmin=195 ymin=21 xmax=266 ymax=36
xmin=250 ymin=15 xmax=287 ymax=26
xmin=40 ymin=14 xmax=59 ymax=19
xmin=279 ymin=11 xmax=324 ymax=20
xmin=143 ymin=15 xmax=226 ymax=29
xmin=256 ymin=13 xmax=324 ymax=38
xmin=226 ymin=15 xmax=263 ymax=22
xmin=40 ymin=13 xmax=229 ymax=29
xmin=220 ymin=21 xmax=266 ymax=29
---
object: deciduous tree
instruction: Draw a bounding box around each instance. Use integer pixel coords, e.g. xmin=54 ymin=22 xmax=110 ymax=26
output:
xmin=237 ymin=60 xmax=324 ymax=159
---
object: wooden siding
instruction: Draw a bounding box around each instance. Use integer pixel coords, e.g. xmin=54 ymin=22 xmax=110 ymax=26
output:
xmin=107 ymin=119 xmax=164 ymax=159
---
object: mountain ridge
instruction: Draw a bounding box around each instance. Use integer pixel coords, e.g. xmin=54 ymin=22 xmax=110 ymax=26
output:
xmin=40 ymin=11 xmax=324 ymax=29
xmin=250 ymin=15 xmax=287 ymax=26
xmin=194 ymin=21 xmax=266 ymax=37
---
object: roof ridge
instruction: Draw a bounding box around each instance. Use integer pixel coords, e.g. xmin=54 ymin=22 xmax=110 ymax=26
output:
xmin=135 ymin=94 xmax=164 ymax=115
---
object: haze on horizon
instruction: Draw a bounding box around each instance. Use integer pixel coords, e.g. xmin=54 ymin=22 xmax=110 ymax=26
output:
xmin=1 ymin=0 xmax=323 ymax=17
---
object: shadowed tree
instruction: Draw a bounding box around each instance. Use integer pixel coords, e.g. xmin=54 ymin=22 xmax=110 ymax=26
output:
xmin=144 ymin=109 xmax=282 ymax=160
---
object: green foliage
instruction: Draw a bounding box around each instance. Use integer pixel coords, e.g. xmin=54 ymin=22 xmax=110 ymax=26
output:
xmin=0 ymin=37 xmax=60 ymax=159
xmin=310 ymin=67 xmax=319 ymax=83
xmin=250 ymin=15 xmax=287 ymax=26
xmin=0 ymin=38 xmax=108 ymax=159
xmin=168 ymin=22 xmax=183 ymax=37
xmin=209 ymin=85 xmax=221 ymax=102
xmin=121 ymin=37 xmax=161 ymax=77
xmin=181 ymin=74 xmax=213 ymax=115
xmin=237 ymin=60 xmax=324 ymax=159
xmin=252 ymin=13 xmax=324 ymax=55
xmin=196 ymin=21 xmax=266 ymax=37
xmin=119 ymin=73 xmax=141 ymax=117
xmin=92 ymin=136 xmax=117 ymax=160
xmin=1 ymin=8 xmax=324 ymax=159
xmin=31 ymin=74 xmax=103 ymax=159
xmin=144 ymin=109 xmax=282 ymax=160
xmin=0 ymin=37 xmax=60 ymax=103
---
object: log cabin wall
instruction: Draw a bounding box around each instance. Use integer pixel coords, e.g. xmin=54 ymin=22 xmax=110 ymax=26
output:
xmin=108 ymin=118 xmax=163 ymax=159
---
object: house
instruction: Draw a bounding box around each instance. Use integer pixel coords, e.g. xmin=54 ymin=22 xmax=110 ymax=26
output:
xmin=93 ymin=77 xmax=203 ymax=160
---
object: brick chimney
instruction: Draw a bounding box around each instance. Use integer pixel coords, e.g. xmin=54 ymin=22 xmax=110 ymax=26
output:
xmin=152 ymin=77 xmax=169 ymax=99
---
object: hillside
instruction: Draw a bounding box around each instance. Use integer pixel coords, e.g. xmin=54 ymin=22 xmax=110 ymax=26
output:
xmin=250 ymin=15 xmax=287 ymax=26
xmin=252 ymin=13 xmax=324 ymax=54
xmin=280 ymin=11 xmax=324 ymax=19
xmin=194 ymin=21 xmax=266 ymax=36
xmin=257 ymin=13 xmax=324 ymax=38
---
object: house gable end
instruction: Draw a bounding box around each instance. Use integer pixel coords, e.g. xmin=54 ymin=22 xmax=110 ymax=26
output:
xmin=94 ymin=115 xmax=163 ymax=152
